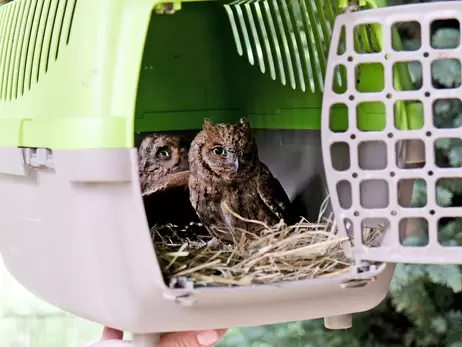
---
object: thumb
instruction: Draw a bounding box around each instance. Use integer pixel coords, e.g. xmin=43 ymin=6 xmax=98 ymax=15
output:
xmin=159 ymin=329 xmax=228 ymax=347
xmin=102 ymin=327 xmax=124 ymax=340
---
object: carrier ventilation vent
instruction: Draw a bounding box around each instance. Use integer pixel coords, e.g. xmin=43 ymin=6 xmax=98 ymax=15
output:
xmin=0 ymin=0 xmax=77 ymax=101
xmin=225 ymin=0 xmax=341 ymax=93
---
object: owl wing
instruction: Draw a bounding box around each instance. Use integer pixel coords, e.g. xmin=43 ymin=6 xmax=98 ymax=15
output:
xmin=142 ymin=171 xmax=189 ymax=197
xmin=256 ymin=162 xmax=293 ymax=222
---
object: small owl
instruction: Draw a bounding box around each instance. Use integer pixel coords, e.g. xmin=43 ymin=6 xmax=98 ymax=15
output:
xmin=188 ymin=118 xmax=296 ymax=242
xmin=138 ymin=133 xmax=189 ymax=194
xmin=137 ymin=133 xmax=199 ymax=228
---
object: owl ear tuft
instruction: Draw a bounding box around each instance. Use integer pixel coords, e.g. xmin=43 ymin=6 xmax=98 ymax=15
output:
xmin=203 ymin=118 xmax=214 ymax=131
xmin=239 ymin=118 xmax=250 ymax=130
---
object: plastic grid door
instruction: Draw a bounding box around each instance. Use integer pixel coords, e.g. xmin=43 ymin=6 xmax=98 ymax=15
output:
xmin=322 ymin=1 xmax=462 ymax=264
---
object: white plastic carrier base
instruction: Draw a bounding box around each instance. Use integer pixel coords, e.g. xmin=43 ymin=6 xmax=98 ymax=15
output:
xmin=0 ymin=132 xmax=393 ymax=339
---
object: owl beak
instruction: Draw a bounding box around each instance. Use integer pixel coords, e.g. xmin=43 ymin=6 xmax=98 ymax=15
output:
xmin=232 ymin=157 xmax=239 ymax=172
xmin=227 ymin=154 xmax=239 ymax=172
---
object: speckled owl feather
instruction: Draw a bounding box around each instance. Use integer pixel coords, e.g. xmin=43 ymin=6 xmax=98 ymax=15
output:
xmin=188 ymin=118 xmax=296 ymax=242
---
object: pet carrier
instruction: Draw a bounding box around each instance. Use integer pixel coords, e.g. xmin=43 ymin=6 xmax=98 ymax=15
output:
xmin=0 ymin=0 xmax=448 ymax=345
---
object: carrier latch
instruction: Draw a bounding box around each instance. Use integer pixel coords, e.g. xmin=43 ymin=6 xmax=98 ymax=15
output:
xmin=22 ymin=148 xmax=54 ymax=169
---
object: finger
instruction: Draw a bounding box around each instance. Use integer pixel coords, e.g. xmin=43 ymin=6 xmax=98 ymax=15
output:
xmin=101 ymin=326 xmax=124 ymax=341
xmin=159 ymin=329 xmax=228 ymax=347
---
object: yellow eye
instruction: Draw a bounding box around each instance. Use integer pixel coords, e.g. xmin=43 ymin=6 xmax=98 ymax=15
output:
xmin=157 ymin=149 xmax=170 ymax=159
xmin=212 ymin=147 xmax=226 ymax=156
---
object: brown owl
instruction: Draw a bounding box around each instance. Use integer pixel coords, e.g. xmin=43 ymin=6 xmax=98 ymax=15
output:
xmin=138 ymin=133 xmax=189 ymax=194
xmin=137 ymin=133 xmax=199 ymax=228
xmin=188 ymin=118 xmax=297 ymax=242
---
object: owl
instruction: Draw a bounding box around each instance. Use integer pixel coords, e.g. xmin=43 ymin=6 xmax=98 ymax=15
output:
xmin=137 ymin=133 xmax=199 ymax=228
xmin=138 ymin=133 xmax=190 ymax=194
xmin=188 ymin=118 xmax=297 ymax=242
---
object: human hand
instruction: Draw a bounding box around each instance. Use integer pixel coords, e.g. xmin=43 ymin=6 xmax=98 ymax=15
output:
xmin=87 ymin=326 xmax=228 ymax=347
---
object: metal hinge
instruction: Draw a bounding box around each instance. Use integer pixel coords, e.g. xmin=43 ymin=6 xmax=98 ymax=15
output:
xmin=22 ymin=148 xmax=54 ymax=169
xmin=340 ymin=261 xmax=378 ymax=289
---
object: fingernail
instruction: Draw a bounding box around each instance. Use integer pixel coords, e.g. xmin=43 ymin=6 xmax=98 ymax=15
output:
xmin=196 ymin=330 xmax=220 ymax=346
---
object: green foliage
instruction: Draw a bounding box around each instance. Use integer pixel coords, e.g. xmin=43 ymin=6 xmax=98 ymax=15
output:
xmin=432 ymin=29 xmax=460 ymax=49
xmin=411 ymin=179 xmax=427 ymax=207
xmin=219 ymin=300 xmax=414 ymax=347
xmin=432 ymin=58 xmax=461 ymax=88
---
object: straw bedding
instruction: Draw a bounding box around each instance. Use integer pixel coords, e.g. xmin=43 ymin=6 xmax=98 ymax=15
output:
xmin=152 ymin=197 xmax=384 ymax=288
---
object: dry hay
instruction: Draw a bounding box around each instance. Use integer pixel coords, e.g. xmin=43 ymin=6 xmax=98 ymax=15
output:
xmin=152 ymin=197 xmax=384 ymax=288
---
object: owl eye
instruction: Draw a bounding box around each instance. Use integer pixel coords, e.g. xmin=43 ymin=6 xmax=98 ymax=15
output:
xmin=212 ymin=146 xmax=226 ymax=156
xmin=156 ymin=149 xmax=171 ymax=159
